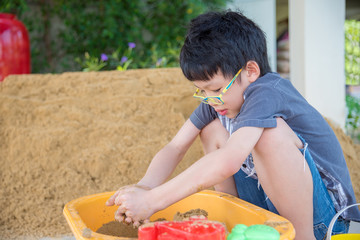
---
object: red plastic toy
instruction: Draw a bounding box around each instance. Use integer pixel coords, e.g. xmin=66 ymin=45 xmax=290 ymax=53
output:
xmin=138 ymin=217 xmax=226 ymax=240
xmin=0 ymin=13 xmax=31 ymax=81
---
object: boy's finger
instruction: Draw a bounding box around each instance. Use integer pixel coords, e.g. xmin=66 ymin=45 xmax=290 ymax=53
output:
xmin=115 ymin=213 xmax=124 ymax=222
xmin=106 ymin=195 xmax=116 ymax=206
xmin=114 ymin=194 xmax=126 ymax=206
xmin=133 ymin=220 xmax=141 ymax=228
xmin=117 ymin=205 xmax=127 ymax=214
xmin=115 ymin=208 xmax=126 ymax=222
xmin=106 ymin=191 xmax=120 ymax=206
xmin=106 ymin=185 xmax=133 ymax=206
xmin=125 ymin=210 xmax=133 ymax=217
xmin=124 ymin=216 xmax=133 ymax=224
xmin=114 ymin=207 xmax=121 ymax=217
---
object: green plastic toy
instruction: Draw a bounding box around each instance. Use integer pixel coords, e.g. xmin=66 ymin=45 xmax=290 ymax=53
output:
xmin=227 ymin=224 xmax=280 ymax=240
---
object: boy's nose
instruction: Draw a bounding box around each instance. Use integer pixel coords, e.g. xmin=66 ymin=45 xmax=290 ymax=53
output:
xmin=208 ymin=101 xmax=219 ymax=107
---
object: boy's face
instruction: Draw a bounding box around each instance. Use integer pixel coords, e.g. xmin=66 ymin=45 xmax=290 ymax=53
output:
xmin=193 ymin=70 xmax=253 ymax=119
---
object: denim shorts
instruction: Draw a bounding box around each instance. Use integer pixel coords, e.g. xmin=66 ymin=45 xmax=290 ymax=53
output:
xmin=233 ymin=135 xmax=350 ymax=240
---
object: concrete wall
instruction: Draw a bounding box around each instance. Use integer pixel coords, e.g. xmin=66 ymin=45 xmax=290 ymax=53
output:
xmin=227 ymin=0 xmax=277 ymax=72
xmin=229 ymin=0 xmax=346 ymax=127
xmin=289 ymin=0 xmax=346 ymax=127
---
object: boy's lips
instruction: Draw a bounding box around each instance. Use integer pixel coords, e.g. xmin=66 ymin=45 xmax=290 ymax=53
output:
xmin=216 ymin=109 xmax=228 ymax=116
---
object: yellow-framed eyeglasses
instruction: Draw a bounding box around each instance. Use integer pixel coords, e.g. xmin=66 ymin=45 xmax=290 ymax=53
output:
xmin=193 ymin=68 xmax=242 ymax=105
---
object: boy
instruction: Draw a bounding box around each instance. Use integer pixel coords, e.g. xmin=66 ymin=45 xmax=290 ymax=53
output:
xmin=106 ymin=11 xmax=360 ymax=239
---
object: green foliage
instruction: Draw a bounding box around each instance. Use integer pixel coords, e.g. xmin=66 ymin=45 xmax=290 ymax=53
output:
xmin=345 ymin=20 xmax=360 ymax=142
xmin=0 ymin=0 xmax=28 ymax=15
xmin=346 ymin=95 xmax=360 ymax=142
xmin=76 ymin=52 xmax=107 ymax=72
xmin=1 ymin=0 xmax=228 ymax=73
xmin=345 ymin=20 xmax=360 ymax=85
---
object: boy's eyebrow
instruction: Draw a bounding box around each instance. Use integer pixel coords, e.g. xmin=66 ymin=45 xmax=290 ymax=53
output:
xmin=193 ymin=82 xmax=212 ymax=89
xmin=193 ymin=83 xmax=200 ymax=88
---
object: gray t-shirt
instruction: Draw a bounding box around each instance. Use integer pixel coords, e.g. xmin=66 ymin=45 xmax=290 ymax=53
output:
xmin=189 ymin=72 xmax=360 ymax=221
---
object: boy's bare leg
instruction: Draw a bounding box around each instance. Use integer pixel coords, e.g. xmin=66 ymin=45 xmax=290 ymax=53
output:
xmin=199 ymin=119 xmax=238 ymax=196
xmin=253 ymin=118 xmax=315 ymax=240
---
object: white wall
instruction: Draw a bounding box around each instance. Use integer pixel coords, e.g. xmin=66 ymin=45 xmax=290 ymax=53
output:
xmin=228 ymin=0 xmax=346 ymax=127
xmin=227 ymin=0 xmax=277 ymax=72
xmin=289 ymin=0 xmax=346 ymax=127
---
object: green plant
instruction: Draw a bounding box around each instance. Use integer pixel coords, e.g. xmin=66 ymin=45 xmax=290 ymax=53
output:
xmin=0 ymin=0 xmax=28 ymax=15
xmin=75 ymin=52 xmax=107 ymax=72
xmin=1 ymin=0 xmax=228 ymax=73
xmin=345 ymin=20 xmax=360 ymax=85
xmin=346 ymin=95 xmax=360 ymax=143
xmin=76 ymin=42 xmax=137 ymax=72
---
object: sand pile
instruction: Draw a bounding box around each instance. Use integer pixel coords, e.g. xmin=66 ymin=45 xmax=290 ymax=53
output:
xmin=327 ymin=119 xmax=360 ymax=202
xmin=0 ymin=68 xmax=359 ymax=239
xmin=0 ymin=68 xmax=203 ymax=239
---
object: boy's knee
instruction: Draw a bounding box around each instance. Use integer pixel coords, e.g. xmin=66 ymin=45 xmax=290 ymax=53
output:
xmin=254 ymin=126 xmax=281 ymax=154
xmin=199 ymin=119 xmax=229 ymax=153
xmin=254 ymin=118 xmax=302 ymax=154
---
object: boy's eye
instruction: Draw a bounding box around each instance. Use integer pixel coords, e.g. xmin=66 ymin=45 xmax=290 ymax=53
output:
xmin=213 ymin=88 xmax=221 ymax=93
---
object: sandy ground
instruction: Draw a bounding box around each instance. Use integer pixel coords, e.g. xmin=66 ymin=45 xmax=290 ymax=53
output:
xmin=0 ymin=68 xmax=359 ymax=239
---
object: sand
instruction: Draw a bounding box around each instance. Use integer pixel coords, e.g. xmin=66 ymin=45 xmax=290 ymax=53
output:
xmin=95 ymin=208 xmax=208 ymax=238
xmin=96 ymin=221 xmax=138 ymax=238
xmin=0 ymin=68 xmax=359 ymax=239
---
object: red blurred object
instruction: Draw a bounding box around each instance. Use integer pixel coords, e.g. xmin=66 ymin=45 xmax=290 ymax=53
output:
xmin=138 ymin=218 xmax=226 ymax=240
xmin=0 ymin=13 xmax=31 ymax=82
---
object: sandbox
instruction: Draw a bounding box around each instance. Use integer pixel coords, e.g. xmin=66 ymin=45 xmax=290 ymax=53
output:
xmin=63 ymin=190 xmax=295 ymax=239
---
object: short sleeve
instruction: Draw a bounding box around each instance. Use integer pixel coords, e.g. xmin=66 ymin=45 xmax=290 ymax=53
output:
xmin=189 ymin=102 xmax=218 ymax=130
xmin=232 ymin=84 xmax=287 ymax=132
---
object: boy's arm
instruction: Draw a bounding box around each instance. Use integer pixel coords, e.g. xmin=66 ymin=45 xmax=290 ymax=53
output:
xmin=152 ymin=126 xmax=263 ymax=209
xmin=106 ymin=118 xmax=200 ymax=209
xmin=112 ymin=126 xmax=264 ymax=224
xmin=137 ymin=119 xmax=200 ymax=189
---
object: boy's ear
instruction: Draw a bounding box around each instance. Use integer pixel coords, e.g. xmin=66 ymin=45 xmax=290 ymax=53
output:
xmin=245 ymin=61 xmax=261 ymax=83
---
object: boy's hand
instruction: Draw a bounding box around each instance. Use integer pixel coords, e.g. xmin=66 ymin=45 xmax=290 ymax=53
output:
xmin=106 ymin=184 xmax=154 ymax=227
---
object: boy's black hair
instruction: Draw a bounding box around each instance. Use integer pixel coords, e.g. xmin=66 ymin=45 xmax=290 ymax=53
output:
xmin=180 ymin=10 xmax=271 ymax=81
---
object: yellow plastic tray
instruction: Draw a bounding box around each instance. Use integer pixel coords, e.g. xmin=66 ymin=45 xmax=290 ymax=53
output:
xmin=63 ymin=190 xmax=295 ymax=240
xmin=331 ymin=234 xmax=360 ymax=239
